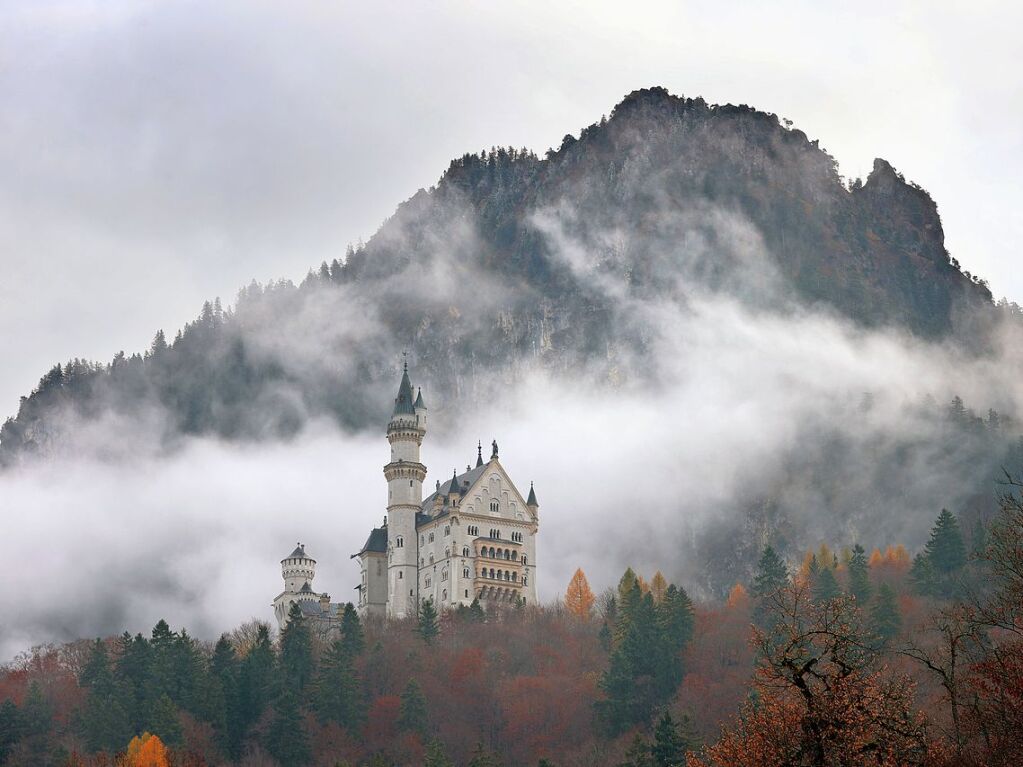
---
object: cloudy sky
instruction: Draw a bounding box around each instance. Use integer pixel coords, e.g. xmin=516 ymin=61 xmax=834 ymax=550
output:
xmin=2 ymin=1 xmax=1021 ymax=414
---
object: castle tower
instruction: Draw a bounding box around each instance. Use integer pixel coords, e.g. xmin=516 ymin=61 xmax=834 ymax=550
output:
xmin=273 ymin=543 xmax=318 ymax=627
xmin=384 ymin=362 xmax=428 ymax=618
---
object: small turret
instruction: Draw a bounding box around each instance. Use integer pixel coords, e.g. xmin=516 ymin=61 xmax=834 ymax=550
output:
xmin=281 ymin=543 xmax=317 ymax=593
xmin=476 ymin=441 xmax=484 ymax=468
xmin=447 ymin=469 xmax=462 ymax=500
xmin=527 ymin=482 xmax=538 ymax=509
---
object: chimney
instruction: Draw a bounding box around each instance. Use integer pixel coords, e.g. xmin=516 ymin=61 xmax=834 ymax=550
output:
xmin=319 ymin=593 xmax=330 ymax=611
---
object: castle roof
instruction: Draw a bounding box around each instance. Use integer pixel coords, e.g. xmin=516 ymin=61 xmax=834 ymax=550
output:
xmin=299 ymin=581 xmax=316 ymax=593
xmin=527 ymin=482 xmax=538 ymax=506
xmin=284 ymin=544 xmax=313 ymax=561
xmin=297 ymin=600 xmax=340 ymax=619
xmin=414 ymin=387 xmax=426 ymax=410
xmin=352 ymin=527 xmax=388 ymax=558
xmin=391 ymin=364 xmax=416 ymax=417
xmin=417 ymin=463 xmax=489 ymax=520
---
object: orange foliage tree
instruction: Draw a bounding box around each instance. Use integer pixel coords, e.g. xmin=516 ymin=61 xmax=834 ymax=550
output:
xmin=564 ymin=568 xmax=596 ymax=619
xmin=692 ymin=585 xmax=942 ymax=767
xmin=123 ymin=733 xmax=169 ymax=767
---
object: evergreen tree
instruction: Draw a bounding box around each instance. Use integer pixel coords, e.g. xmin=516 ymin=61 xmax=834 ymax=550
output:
xmin=209 ymin=635 xmax=243 ymax=759
xmin=869 ymin=583 xmax=902 ymax=644
xmin=424 ymin=739 xmax=454 ymax=767
xmin=0 ymin=699 xmax=21 ymax=765
xmin=264 ymin=689 xmax=311 ymax=767
xmin=910 ymin=552 xmax=938 ymax=597
xmin=467 ymin=741 xmax=501 ymax=767
xmin=147 ymin=693 xmax=183 ymax=748
xmin=238 ymin=624 xmax=275 ymax=733
xmin=847 ymin=543 xmax=872 ymax=605
xmin=651 ymin=710 xmax=688 ymax=767
xmin=418 ymin=599 xmax=440 ymax=644
xmin=19 ymin=681 xmax=53 ymax=761
xmin=751 ymin=546 xmax=789 ymax=599
xmin=78 ymin=639 xmax=132 ymax=753
xmin=339 ymin=602 xmax=365 ymax=656
xmin=924 ymin=509 xmax=967 ymax=574
xmin=398 ymin=679 xmax=428 ymax=736
xmin=313 ymin=639 xmax=364 ymax=729
xmin=467 ymin=597 xmax=486 ymax=623
xmin=280 ymin=602 xmax=314 ymax=692
xmin=619 ymin=734 xmax=655 ymax=767
xmin=812 ymin=564 xmax=841 ymax=603
xmin=114 ymin=632 xmax=150 ymax=732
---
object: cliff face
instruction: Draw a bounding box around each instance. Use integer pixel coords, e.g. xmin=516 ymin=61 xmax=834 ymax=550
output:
xmin=0 ymin=87 xmax=996 ymax=462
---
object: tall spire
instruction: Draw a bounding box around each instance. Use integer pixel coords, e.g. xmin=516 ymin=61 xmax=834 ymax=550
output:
xmin=448 ymin=469 xmax=461 ymax=497
xmin=414 ymin=386 xmax=426 ymax=410
xmin=527 ymin=482 xmax=538 ymax=507
xmin=476 ymin=440 xmax=483 ymax=467
xmin=391 ymin=361 xmax=416 ymax=417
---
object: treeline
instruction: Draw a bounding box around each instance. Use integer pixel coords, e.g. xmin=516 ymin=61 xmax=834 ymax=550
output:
xmin=4 ymin=492 xmax=1023 ymax=765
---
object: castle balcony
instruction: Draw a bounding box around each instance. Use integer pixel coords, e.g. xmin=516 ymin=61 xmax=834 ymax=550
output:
xmin=476 ymin=565 xmax=524 ymax=586
xmin=474 ymin=539 xmax=523 ymax=564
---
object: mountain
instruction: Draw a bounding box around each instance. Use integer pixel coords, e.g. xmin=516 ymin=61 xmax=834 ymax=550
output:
xmin=0 ymin=87 xmax=1002 ymax=463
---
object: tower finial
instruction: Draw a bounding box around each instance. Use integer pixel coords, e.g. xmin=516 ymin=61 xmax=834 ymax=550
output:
xmin=476 ymin=440 xmax=483 ymax=467
xmin=402 ymin=349 xmax=408 ymax=372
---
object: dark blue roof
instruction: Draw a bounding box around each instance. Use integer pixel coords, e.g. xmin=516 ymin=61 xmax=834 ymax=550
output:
xmin=353 ymin=527 xmax=387 ymax=557
xmin=527 ymin=482 xmax=538 ymax=506
xmin=392 ymin=364 xmax=416 ymax=417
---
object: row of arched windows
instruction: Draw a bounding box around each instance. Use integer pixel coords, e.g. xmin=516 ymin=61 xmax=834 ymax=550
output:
xmin=482 ymin=568 xmax=518 ymax=582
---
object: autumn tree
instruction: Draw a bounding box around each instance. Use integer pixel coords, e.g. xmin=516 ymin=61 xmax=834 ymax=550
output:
xmin=124 ymin=732 xmax=170 ymax=767
xmin=565 ymin=568 xmax=596 ymax=619
xmin=693 ymin=584 xmax=935 ymax=767
xmin=650 ymin=572 xmax=669 ymax=604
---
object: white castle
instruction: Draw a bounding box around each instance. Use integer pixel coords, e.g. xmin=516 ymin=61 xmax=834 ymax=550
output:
xmin=273 ymin=363 xmax=540 ymax=628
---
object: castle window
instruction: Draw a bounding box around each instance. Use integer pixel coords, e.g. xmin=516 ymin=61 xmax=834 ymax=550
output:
xmin=522 ymin=556 xmax=527 ymax=566
xmin=511 ymin=551 xmax=518 ymax=560
xmin=420 ymin=535 xmax=424 ymax=545
xmin=429 ymin=532 xmax=435 ymax=543
xmin=463 ymin=567 xmax=470 ymax=578
xmin=465 ymin=589 xmax=469 ymax=598
xmin=490 ymin=500 xmax=499 ymax=513
xmin=399 ymin=571 xmax=403 ymax=579
xmin=512 ymin=572 xmax=517 ymax=582
xmin=523 ymin=576 xmax=528 ymax=586
xmin=445 ymin=547 xmax=450 ymax=558
xmin=442 ymin=568 xmax=448 ymax=581
xmin=444 ymin=525 xmax=450 ymax=536
xmin=429 ymin=554 xmax=434 ymax=564
xmin=396 ymin=536 xmax=404 ymax=548
xmin=468 ymin=525 xmax=478 ymax=536
xmin=504 ymin=550 xmax=510 ymax=560
xmin=443 ymin=589 xmax=448 ymax=601
xmin=462 ymin=546 xmax=470 ymax=557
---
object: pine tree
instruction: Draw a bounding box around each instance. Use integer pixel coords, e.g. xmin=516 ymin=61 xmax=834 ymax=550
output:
xmin=424 ymin=739 xmax=454 ymax=767
xmin=280 ymin=602 xmax=314 ymax=692
xmin=0 ymin=699 xmax=21 ymax=765
xmin=565 ymin=568 xmax=596 ymax=619
xmin=339 ymin=602 xmax=365 ymax=656
xmin=910 ymin=552 xmax=938 ymax=597
xmin=313 ymin=639 xmax=364 ymax=729
xmin=619 ymin=733 xmax=655 ymax=767
xmin=78 ymin=639 xmax=132 ymax=752
xmin=467 ymin=741 xmax=501 ymax=767
xmin=114 ymin=632 xmax=150 ymax=732
xmin=812 ymin=564 xmax=841 ymax=603
xmin=650 ymin=571 xmax=669 ymax=603
xmin=752 ymin=546 xmax=788 ymax=599
xmin=651 ymin=710 xmax=688 ymax=767
xmin=19 ymin=681 xmax=53 ymax=760
xmin=238 ymin=624 xmax=275 ymax=733
xmin=209 ymin=635 xmax=243 ymax=759
xmin=418 ymin=599 xmax=440 ymax=644
xmin=265 ymin=689 xmax=311 ymax=767
xmin=146 ymin=694 xmax=183 ymax=748
xmin=869 ymin=583 xmax=902 ymax=644
xmin=924 ymin=509 xmax=967 ymax=574
xmin=467 ymin=597 xmax=486 ymax=623
xmin=847 ymin=543 xmax=872 ymax=605
xmin=398 ymin=679 xmax=428 ymax=736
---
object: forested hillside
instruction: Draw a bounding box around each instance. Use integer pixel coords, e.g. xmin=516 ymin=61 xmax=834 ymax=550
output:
xmin=0 ymin=87 xmax=1009 ymax=464
xmin=3 ymin=486 xmax=1023 ymax=766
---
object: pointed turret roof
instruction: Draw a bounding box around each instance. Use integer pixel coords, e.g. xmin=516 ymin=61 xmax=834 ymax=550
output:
xmin=414 ymin=387 xmax=426 ymax=410
xmin=299 ymin=581 xmax=315 ymax=593
xmin=527 ymin=482 xmax=538 ymax=507
xmin=475 ymin=441 xmax=483 ymax=467
xmin=391 ymin=362 xmax=416 ymax=417
xmin=285 ymin=543 xmax=312 ymax=561
xmin=447 ymin=469 xmax=461 ymax=496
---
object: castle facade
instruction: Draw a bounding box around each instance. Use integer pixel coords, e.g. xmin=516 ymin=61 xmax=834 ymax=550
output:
xmin=273 ymin=364 xmax=539 ymax=628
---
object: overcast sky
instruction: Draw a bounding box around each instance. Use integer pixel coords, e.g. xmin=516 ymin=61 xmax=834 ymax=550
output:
xmin=1 ymin=0 xmax=1021 ymax=415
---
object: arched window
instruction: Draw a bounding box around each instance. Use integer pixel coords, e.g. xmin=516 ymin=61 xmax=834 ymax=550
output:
xmin=429 ymin=554 xmax=434 ymax=564
xmin=420 ymin=535 xmax=424 ymax=545
xmin=496 ymin=548 xmax=503 ymax=559
xmin=490 ymin=500 xmax=499 ymax=513
xmin=443 ymin=589 xmax=448 ymax=601
xmin=504 ymin=550 xmax=510 ymax=560
xmin=395 ymin=536 xmax=404 ymax=548
xmin=445 ymin=547 xmax=450 ymax=558
xmin=497 ymin=570 xmax=503 ymax=580
xmin=512 ymin=572 xmax=517 ymax=582
xmin=462 ymin=546 xmax=470 ymax=557
xmin=489 ymin=546 xmax=495 ymax=558
xmin=522 ymin=556 xmax=527 ymax=566
xmin=429 ymin=532 xmax=435 ymax=543
xmin=444 ymin=525 xmax=450 ymax=536
xmin=399 ymin=571 xmax=403 ymax=579
xmin=511 ymin=551 xmax=518 ymax=560
xmin=463 ymin=567 xmax=470 ymax=578
xmin=523 ymin=576 xmax=528 ymax=586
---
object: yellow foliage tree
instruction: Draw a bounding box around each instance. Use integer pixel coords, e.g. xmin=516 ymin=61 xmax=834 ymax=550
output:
xmin=123 ymin=733 xmax=169 ymax=767
xmin=636 ymin=575 xmax=650 ymax=594
xmin=886 ymin=544 xmax=910 ymax=570
xmin=564 ymin=568 xmax=595 ymax=619
xmin=650 ymin=571 xmax=669 ymax=603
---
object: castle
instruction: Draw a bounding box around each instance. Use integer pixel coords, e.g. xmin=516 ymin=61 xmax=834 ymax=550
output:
xmin=273 ymin=363 xmax=540 ymax=628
